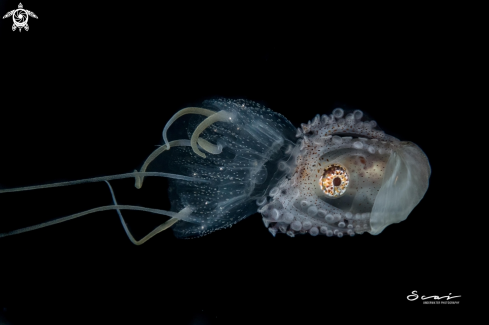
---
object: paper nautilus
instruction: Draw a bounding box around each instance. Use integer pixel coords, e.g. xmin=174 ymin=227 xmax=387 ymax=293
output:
xmin=0 ymin=99 xmax=430 ymax=243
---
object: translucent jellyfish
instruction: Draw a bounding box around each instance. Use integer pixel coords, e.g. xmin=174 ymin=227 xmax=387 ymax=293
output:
xmin=0 ymin=99 xmax=430 ymax=243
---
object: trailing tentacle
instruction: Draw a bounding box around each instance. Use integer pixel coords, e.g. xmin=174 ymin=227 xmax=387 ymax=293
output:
xmin=0 ymin=203 xmax=197 ymax=239
xmin=134 ymin=138 xmax=222 ymax=189
xmin=0 ymin=171 xmax=209 ymax=194
xmin=105 ymin=181 xmax=191 ymax=245
xmin=190 ymin=110 xmax=236 ymax=158
xmin=162 ymin=107 xmax=216 ymax=150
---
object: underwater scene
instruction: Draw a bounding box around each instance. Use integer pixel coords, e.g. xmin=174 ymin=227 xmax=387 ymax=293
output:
xmin=0 ymin=2 xmax=466 ymax=323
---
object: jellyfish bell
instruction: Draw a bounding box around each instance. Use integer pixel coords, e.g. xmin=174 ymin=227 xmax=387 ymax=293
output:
xmin=0 ymin=99 xmax=430 ymax=243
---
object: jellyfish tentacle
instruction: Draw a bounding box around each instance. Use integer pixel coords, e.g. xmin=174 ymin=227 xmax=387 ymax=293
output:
xmin=106 ymin=181 xmax=191 ymax=245
xmin=162 ymin=107 xmax=216 ymax=150
xmin=0 ymin=202 xmax=196 ymax=239
xmin=197 ymin=138 xmax=223 ymax=155
xmin=0 ymin=171 xmax=209 ymax=194
xmin=135 ymin=139 xmax=192 ymax=189
xmin=134 ymin=138 xmax=221 ymax=189
xmin=125 ymin=217 xmax=179 ymax=245
xmin=190 ymin=110 xmax=235 ymax=158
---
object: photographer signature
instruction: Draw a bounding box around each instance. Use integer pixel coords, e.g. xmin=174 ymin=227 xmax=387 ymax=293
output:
xmin=407 ymin=290 xmax=461 ymax=301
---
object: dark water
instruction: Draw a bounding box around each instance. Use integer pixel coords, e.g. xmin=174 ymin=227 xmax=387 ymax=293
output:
xmin=0 ymin=1 xmax=469 ymax=323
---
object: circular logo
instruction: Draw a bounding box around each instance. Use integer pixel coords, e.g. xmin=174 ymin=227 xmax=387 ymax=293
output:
xmin=13 ymin=9 xmax=28 ymax=27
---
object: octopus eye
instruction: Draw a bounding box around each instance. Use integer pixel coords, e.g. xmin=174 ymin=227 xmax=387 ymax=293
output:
xmin=319 ymin=164 xmax=349 ymax=198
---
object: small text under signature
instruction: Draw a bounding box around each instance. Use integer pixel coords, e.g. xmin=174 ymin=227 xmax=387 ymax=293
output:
xmin=407 ymin=290 xmax=461 ymax=301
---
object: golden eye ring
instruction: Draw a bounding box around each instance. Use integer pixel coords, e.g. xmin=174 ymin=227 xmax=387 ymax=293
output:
xmin=319 ymin=163 xmax=349 ymax=198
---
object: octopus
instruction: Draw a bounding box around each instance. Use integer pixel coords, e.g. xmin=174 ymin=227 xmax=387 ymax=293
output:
xmin=0 ymin=99 xmax=431 ymax=243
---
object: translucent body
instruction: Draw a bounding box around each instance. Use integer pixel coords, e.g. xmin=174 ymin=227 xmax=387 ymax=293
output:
xmin=258 ymin=108 xmax=431 ymax=237
xmin=156 ymin=99 xmax=297 ymax=238
xmin=0 ymin=99 xmax=430 ymax=243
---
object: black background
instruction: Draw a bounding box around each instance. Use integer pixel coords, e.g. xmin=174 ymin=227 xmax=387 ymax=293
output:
xmin=0 ymin=1 xmax=470 ymax=324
